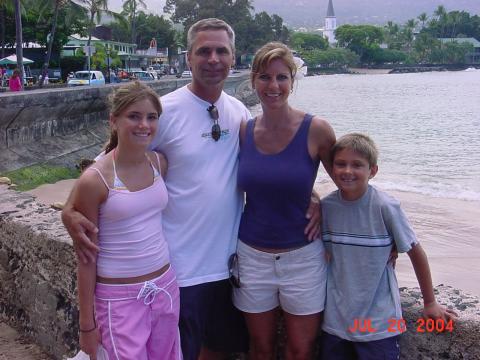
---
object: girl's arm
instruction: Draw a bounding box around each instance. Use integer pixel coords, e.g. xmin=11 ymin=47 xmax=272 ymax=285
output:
xmin=72 ymin=170 xmax=107 ymax=358
xmin=408 ymin=243 xmax=458 ymax=321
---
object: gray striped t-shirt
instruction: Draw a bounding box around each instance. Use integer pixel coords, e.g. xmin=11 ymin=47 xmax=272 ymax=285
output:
xmin=321 ymin=185 xmax=418 ymax=342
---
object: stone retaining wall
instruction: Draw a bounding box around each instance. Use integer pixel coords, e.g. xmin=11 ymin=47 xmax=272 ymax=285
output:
xmin=0 ymin=75 xmax=251 ymax=173
xmin=1 ymin=184 xmax=479 ymax=359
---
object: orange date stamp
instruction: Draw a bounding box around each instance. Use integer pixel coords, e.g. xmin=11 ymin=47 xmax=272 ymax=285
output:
xmin=348 ymin=318 xmax=454 ymax=333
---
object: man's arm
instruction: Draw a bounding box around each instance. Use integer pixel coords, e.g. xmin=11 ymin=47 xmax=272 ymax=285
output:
xmin=73 ymin=173 xmax=103 ymax=359
xmin=62 ymin=181 xmax=99 ymax=264
xmin=408 ymin=243 xmax=458 ymax=321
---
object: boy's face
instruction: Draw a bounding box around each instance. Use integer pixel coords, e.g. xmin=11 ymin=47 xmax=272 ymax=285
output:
xmin=332 ymin=148 xmax=378 ymax=201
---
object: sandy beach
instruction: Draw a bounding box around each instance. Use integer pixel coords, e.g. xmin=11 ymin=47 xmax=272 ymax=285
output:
xmin=27 ymin=179 xmax=480 ymax=298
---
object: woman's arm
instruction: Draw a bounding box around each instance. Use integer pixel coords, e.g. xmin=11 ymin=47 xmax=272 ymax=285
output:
xmin=312 ymin=116 xmax=336 ymax=179
xmin=72 ymin=171 xmax=106 ymax=358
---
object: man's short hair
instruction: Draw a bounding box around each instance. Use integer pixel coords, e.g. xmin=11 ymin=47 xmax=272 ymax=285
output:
xmin=331 ymin=133 xmax=379 ymax=168
xmin=187 ymin=18 xmax=235 ymax=54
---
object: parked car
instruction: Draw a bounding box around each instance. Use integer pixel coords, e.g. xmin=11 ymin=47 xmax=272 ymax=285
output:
xmin=131 ymin=70 xmax=156 ymax=81
xmin=67 ymin=71 xmax=105 ymax=86
xmin=181 ymin=70 xmax=192 ymax=78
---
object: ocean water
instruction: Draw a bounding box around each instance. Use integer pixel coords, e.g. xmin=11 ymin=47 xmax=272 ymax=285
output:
xmin=250 ymin=69 xmax=480 ymax=201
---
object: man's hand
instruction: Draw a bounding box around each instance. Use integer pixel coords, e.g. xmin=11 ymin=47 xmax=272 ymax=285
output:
xmin=62 ymin=205 xmax=99 ymax=264
xmin=304 ymin=193 xmax=321 ymax=241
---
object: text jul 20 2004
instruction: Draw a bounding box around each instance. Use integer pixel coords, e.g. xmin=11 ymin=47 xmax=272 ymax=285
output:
xmin=348 ymin=318 xmax=454 ymax=334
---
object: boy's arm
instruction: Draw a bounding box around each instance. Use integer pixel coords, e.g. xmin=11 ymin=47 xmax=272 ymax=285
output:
xmin=407 ymin=243 xmax=458 ymax=321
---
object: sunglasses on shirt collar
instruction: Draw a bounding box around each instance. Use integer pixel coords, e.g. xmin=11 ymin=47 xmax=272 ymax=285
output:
xmin=207 ymin=104 xmax=221 ymax=142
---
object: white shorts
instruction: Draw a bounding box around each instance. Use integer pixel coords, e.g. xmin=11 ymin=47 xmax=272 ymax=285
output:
xmin=232 ymin=239 xmax=327 ymax=316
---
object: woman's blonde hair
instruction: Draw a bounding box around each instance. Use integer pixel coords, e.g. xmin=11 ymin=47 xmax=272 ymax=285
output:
xmin=250 ymin=42 xmax=297 ymax=87
xmin=104 ymin=81 xmax=161 ymax=154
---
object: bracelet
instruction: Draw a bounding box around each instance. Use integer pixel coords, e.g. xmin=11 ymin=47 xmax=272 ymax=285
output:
xmin=79 ymin=318 xmax=97 ymax=333
xmin=79 ymin=325 xmax=97 ymax=333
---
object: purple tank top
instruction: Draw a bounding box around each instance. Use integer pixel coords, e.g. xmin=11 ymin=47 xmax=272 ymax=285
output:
xmin=237 ymin=114 xmax=320 ymax=249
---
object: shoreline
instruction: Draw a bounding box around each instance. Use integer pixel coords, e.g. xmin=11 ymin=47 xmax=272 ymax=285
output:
xmin=26 ymin=179 xmax=480 ymax=298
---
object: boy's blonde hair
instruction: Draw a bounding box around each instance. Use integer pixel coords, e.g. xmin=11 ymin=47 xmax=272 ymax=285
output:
xmin=331 ymin=133 xmax=378 ymax=168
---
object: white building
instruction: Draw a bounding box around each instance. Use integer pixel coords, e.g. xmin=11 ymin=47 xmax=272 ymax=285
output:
xmin=324 ymin=0 xmax=337 ymax=44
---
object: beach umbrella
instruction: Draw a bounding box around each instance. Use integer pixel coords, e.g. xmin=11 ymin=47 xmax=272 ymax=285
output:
xmin=0 ymin=54 xmax=34 ymax=65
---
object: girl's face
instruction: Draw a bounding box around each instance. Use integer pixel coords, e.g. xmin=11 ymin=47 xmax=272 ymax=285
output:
xmin=111 ymin=98 xmax=159 ymax=149
xmin=253 ymin=58 xmax=293 ymax=110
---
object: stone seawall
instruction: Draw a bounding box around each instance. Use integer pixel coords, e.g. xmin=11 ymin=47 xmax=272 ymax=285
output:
xmin=0 ymin=75 xmax=252 ymax=173
xmin=1 ymin=184 xmax=479 ymax=359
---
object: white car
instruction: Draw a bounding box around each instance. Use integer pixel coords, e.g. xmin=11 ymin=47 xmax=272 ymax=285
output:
xmin=181 ymin=70 xmax=192 ymax=78
xmin=67 ymin=71 xmax=105 ymax=86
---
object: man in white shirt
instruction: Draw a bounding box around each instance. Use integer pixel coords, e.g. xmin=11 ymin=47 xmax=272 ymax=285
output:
xmin=62 ymin=18 xmax=320 ymax=360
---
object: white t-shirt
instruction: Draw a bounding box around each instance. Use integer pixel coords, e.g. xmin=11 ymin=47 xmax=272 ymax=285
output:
xmin=150 ymin=85 xmax=251 ymax=287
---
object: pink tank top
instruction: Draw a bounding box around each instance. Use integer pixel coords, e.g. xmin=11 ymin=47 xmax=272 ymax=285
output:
xmin=88 ymin=153 xmax=170 ymax=278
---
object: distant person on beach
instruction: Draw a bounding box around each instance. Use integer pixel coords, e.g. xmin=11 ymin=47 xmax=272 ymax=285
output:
xmin=320 ymin=133 xmax=457 ymax=360
xmin=62 ymin=18 xmax=321 ymax=360
xmin=71 ymin=81 xmax=181 ymax=360
xmin=8 ymin=69 xmax=22 ymax=92
xmin=233 ymin=42 xmax=335 ymax=359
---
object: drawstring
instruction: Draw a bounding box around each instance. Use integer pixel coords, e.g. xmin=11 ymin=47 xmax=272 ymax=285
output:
xmin=136 ymin=279 xmax=174 ymax=309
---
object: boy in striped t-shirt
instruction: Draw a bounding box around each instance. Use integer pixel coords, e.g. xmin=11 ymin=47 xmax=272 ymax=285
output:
xmin=320 ymin=133 xmax=457 ymax=360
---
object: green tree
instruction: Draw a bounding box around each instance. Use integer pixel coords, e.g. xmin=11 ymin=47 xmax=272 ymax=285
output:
xmin=301 ymin=47 xmax=358 ymax=69
xmin=335 ymin=24 xmax=384 ymax=62
xmin=290 ymin=32 xmax=328 ymax=51
xmin=163 ymin=0 xmax=289 ymax=56
xmin=91 ymin=42 xmax=121 ymax=70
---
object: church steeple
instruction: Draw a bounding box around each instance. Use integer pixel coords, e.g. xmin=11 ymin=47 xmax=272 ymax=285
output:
xmin=327 ymin=0 xmax=335 ymax=17
xmin=324 ymin=0 xmax=337 ymax=44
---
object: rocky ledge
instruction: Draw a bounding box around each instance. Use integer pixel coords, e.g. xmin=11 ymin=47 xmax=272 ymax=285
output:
xmin=0 ymin=184 xmax=479 ymax=359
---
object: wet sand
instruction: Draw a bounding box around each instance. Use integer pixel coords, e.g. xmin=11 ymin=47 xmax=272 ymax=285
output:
xmin=26 ymin=180 xmax=480 ymax=297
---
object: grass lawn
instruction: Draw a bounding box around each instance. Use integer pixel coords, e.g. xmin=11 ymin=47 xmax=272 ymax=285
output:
xmin=2 ymin=165 xmax=80 ymax=191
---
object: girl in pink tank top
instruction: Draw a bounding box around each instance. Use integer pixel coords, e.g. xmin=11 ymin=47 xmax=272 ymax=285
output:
xmin=71 ymin=82 xmax=181 ymax=360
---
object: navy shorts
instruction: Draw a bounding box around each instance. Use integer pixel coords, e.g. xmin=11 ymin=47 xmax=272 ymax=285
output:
xmin=320 ymin=332 xmax=400 ymax=360
xmin=179 ymin=279 xmax=249 ymax=360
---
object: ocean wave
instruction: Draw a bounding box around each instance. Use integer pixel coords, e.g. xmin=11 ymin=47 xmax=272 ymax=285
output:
xmin=314 ymin=177 xmax=480 ymax=201
xmin=370 ymin=179 xmax=480 ymax=202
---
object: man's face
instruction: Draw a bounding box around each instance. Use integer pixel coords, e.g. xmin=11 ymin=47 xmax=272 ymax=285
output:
xmin=187 ymin=29 xmax=234 ymax=90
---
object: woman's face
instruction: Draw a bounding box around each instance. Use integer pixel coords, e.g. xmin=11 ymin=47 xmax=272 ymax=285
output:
xmin=253 ymin=58 xmax=293 ymax=110
xmin=111 ymin=98 xmax=159 ymax=149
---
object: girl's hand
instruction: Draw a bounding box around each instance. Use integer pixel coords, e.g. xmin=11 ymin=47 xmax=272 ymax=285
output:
xmin=80 ymin=328 xmax=101 ymax=360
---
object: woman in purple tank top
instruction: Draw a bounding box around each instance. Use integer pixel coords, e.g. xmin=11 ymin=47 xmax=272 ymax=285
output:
xmin=233 ymin=42 xmax=336 ymax=359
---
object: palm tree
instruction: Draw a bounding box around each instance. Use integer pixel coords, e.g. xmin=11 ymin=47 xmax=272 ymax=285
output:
xmin=417 ymin=12 xmax=428 ymax=29
xmin=13 ymin=0 xmax=23 ymax=90
xmin=122 ymin=0 xmax=146 ymax=44
xmin=434 ymin=5 xmax=448 ymax=37
xmin=71 ymin=0 xmax=111 ymax=47
xmin=38 ymin=0 xmax=64 ymax=87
